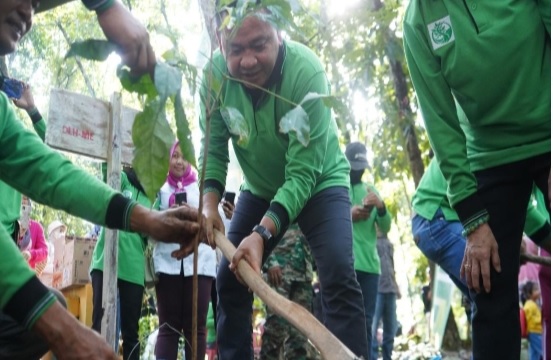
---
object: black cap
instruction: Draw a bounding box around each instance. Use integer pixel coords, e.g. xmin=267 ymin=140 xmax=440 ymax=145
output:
xmin=345 ymin=142 xmax=369 ymax=171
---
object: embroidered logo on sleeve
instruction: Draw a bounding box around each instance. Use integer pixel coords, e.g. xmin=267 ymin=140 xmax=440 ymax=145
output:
xmin=428 ymin=15 xmax=455 ymax=50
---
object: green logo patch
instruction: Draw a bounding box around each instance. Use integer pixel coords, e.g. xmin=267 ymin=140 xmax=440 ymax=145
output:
xmin=428 ymin=15 xmax=455 ymax=50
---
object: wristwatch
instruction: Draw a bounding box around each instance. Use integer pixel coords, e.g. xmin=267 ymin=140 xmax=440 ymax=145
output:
xmin=252 ymin=224 xmax=273 ymax=247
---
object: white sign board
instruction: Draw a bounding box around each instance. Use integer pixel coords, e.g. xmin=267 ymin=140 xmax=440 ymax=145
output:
xmin=431 ymin=266 xmax=456 ymax=349
xmin=46 ymin=89 xmax=138 ymax=164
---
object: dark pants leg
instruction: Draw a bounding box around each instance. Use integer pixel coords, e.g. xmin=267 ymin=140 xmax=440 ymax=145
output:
xmin=155 ymin=273 xmax=212 ymax=360
xmin=355 ymin=270 xmax=379 ymax=360
xmin=0 ymin=287 xmax=66 ymax=360
xmin=91 ymin=270 xmax=144 ymax=360
xmin=471 ymin=153 xmax=550 ymax=360
xmin=297 ymin=187 xmax=369 ymax=359
xmin=118 ymin=279 xmax=144 ymax=360
xmin=217 ymin=191 xmax=269 ymax=360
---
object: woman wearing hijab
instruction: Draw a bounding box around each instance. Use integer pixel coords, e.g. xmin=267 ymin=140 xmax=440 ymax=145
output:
xmin=153 ymin=142 xmax=216 ymax=360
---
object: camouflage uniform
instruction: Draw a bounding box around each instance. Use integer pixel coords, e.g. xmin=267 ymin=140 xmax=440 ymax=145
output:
xmin=260 ymin=224 xmax=321 ymax=360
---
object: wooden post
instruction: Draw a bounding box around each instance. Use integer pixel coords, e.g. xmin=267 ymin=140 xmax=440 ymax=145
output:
xmin=101 ymin=92 xmax=123 ymax=349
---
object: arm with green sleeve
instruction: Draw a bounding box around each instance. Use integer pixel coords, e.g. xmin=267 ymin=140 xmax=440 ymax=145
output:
xmin=0 ymin=93 xmax=136 ymax=327
xmin=198 ymin=60 xmax=232 ymax=202
xmin=268 ymin=66 xmax=333 ymax=235
xmin=403 ymin=23 xmax=486 ymax=229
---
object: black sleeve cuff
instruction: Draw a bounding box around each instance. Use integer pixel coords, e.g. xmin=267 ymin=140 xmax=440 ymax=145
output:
xmin=377 ymin=204 xmax=387 ymax=217
xmin=453 ymin=192 xmax=488 ymax=226
xmin=267 ymin=202 xmax=290 ymax=238
xmin=105 ymin=193 xmax=135 ymax=231
xmin=203 ymin=179 xmax=225 ymax=200
xmin=4 ymin=276 xmax=55 ymax=329
xmin=27 ymin=109 xmax=42 ymax=124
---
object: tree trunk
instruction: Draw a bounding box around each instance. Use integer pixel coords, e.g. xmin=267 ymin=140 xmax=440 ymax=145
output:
xmin=197 ymin=0 xmax=218 ymax=51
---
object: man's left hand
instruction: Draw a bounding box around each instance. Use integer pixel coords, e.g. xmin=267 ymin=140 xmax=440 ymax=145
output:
xmin=230 ymin=233 xmax=264 ymax=286
xmin=460 ymin=223 xmax=501 ymax=293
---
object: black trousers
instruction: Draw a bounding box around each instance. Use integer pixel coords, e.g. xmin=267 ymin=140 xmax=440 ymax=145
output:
xmin=470 ymin=152 xmax=550 ymax=360
xmin=91 ymin=270 xmax=144 ymax=360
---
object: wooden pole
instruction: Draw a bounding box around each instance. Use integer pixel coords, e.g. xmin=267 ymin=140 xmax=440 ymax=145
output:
xmin=213 ymin=230 xmax=362 ymax=360
xmin=101 ymin=92 xmax=123 ymax=349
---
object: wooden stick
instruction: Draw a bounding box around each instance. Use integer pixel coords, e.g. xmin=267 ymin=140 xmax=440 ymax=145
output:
xmin=213 ymin=230 xmax=362 ymax=360
xmin=520 ymin=253 xmax=551 ymax=266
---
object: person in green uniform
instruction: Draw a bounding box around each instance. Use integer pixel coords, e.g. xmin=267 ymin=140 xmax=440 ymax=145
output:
xmin=403 ymin=0 xmax=550 ymax=355
xmin=198 ymin=3 xmax=368 ymax=359
xmin=345 ymin=141 xmax=391 ymax=360
xmin=90 ymin=167 xmax=151 ymax=360
xmin=0 ymin=1 xmax=200 ymax=359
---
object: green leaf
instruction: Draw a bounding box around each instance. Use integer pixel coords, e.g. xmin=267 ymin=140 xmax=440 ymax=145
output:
xmin=174 ymin=91 xmax=196 ymax=169
xmin=65 ymin=39 xmax=117 ymax=61
xmin=279 ymin=105 xmax=310 ymax=146
xmin=220 ymin=107 xmax=250 ymax=146
xmin=117 ymin=66 xmax=158 ymax=98
xmin=132 ymin=97 xmax=174 ymax=202
xmin=154 ymin=63 xmax=183 ymax=100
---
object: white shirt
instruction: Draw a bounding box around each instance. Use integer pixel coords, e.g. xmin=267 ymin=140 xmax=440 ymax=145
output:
xmin=153 ymin=181 xmax=217 ymax=277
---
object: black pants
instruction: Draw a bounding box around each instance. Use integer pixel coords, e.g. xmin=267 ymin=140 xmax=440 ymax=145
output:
xmin=91 ymin=270 xmax=144 ymax=360
xmin=470 ymin=153 xmax=550 ymax=360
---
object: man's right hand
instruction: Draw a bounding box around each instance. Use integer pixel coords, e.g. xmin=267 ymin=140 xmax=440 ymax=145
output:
xmin=96 ymin=1 xmax=156 ymax=76
xmin=351 ymin=205 xmax=370 ymax=222
xmin=203 ymin=192 xmax=226 ymax=249
xmin=268 ymin=266 xmax=283 ymax=287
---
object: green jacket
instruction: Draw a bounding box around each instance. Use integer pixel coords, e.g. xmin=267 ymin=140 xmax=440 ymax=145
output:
xmin=0 ymin=117 xmax=46 ymax=235
xmin=403 ymin=0 xmax=550 ymax=224
xmin=90 ymin=171 xmax=151 ymax=286
xmin=0 ymin=92 xmax=135 ymax=329
xmin=350 ymin=182 xmax=391 ymax=274
xmin=414 ymin=160 xmax=549 ymax=244
xmin=199 ymin=41 xmax=350 ymax=236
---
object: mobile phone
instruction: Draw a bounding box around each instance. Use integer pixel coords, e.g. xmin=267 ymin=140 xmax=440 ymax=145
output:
xmin=0 ymin=77 xmax=24 ymax=100
xmin=223 ymin=191 xmax=236 ymax=205
xmin=175 ymin=192 xmax=187 ymax=205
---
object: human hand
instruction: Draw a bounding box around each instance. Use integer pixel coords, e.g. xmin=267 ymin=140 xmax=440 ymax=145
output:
xmin=21 ymin=250 xmax=31 ymax=261
xmin=33 ymin=302 xmax=118 ymax=360
xmin=363 ymin=190 xmax=384 ymax=210
xmin=267 ymin=266 xmax=282 ymax=287
xmin=12 ymin=83 xmax=35 ymax=111
xmin=230 ymin=233 xmax=264 ymax=286
xmin=131 ymin=204 xmax=200 ymax=247
xmin=96 ymin=1 xmax=156 ymax=76
xmin=460 ymin=223 xmax=501 ymax=293
xmin=351 ymin=205 xmax=370 ymax=222
xmin=203 ymin=193 xmax=226 ymax=249
xmin=221 ymin=200 xmax=235 ymax=220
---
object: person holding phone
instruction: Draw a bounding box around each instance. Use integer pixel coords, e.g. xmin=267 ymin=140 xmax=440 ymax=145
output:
xmin=346 ymin=141 xmax=391 ymax=360
xmin=153 ymin=141 xmax=216 ymax=360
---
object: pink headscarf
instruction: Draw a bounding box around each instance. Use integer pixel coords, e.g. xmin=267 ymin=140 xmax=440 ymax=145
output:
xmin=167 ymin=141 xmax=196 ymax=207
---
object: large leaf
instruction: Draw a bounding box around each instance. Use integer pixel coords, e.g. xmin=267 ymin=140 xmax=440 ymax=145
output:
xmin=174 ymin=92 xmax=196 ymax=169
xmin=132 ymin=97 xmax=174 ymax=202
xmin=154 ymin=63 xmax=183 ymax=100
xmin=279 ymin=105 xmax=309 ymax=146
xmin=65 ymin=39 xmax=117 ymax=61
xmin=117 ymin=67 xmax=158 ymax=98
xmin=220 ymin=107 xmax=250 ymax=146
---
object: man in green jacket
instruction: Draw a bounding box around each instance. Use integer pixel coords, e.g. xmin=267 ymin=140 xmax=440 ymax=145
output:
xmin=0 ymin=1 xmax=200 ymax=359
xmin=198 ymin=3 xmax=368 ymax=359
xmin=403 ymin=0 xmax=550 ymax=357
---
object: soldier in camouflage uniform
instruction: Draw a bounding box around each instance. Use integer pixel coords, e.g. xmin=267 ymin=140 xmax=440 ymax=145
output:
xmin=260 ymin=224 xmax=321 ymax=360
